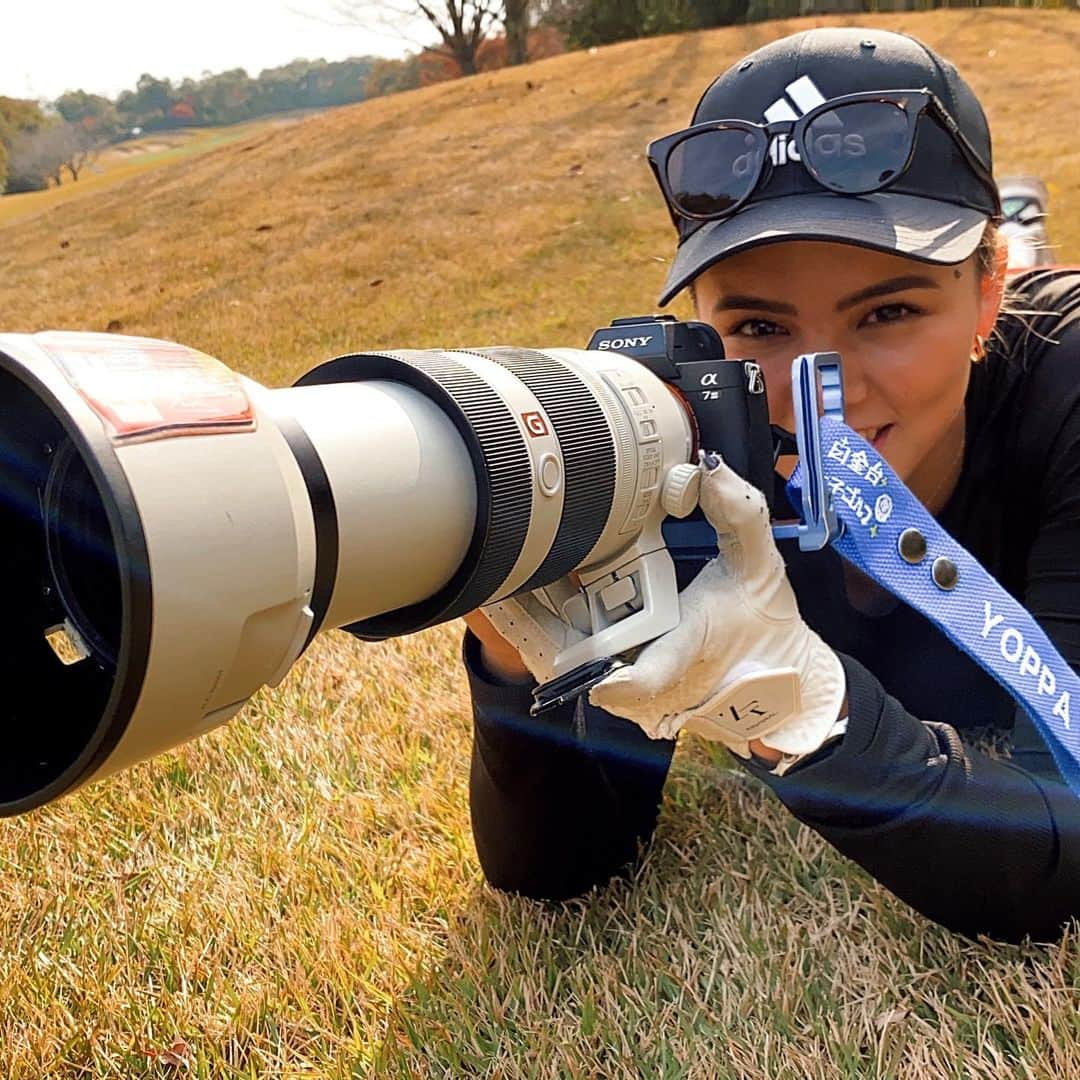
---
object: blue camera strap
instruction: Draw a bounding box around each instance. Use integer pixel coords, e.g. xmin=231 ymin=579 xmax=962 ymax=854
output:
xmin=789 ymin=415 xmax=1080 ymax=795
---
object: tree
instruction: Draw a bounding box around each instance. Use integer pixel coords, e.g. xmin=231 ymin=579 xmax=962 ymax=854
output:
xmin=0 ymin=97 xmax=49 ymax=194
xmin=196 ymin=68 xmax=256 ymax=124
xmin=688 ymin=0 xmax=751 ymax=24
xmin=54 ymin=90 xmax=122 ymax=140
xmin=116 ymin=74 xmax=180 ymax=131
xmin=57 ymin=121 xmax=107 ymax=181
xmin=504 ymin=0 xmax=531 ymax=64
xmin=0 ymin=96 xmax=48 ymax=143
xmin=538 ymin=0 xmax=717 ymax=46
xmin=7 ymin=127 xmax=63 ymax=191
xmin=553 ymin=0 xmax=697 ymax=47
xmin=330 ymin=1 xmax=501 ymax=76
xmin=743 ymin=0 xmax=798 ymax=19
xmin=5 ymin=120 xmax=108 ymax=191
xmin=365 ymin=54 xmax=423 ymax=97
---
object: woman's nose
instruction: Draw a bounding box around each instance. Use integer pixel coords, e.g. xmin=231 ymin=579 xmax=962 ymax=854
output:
xmin=837 ymin=350 xmax=870 ymax=409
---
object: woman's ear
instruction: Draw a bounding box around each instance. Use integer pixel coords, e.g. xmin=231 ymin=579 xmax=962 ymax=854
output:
xmin=976 ymin=232 xmax=1009 ymax=342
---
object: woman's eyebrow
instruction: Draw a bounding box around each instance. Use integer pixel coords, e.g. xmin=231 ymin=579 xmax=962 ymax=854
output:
xmin=835 ymin=275 xmax=942 ymax=312
xmin=712 ymin=294 xmax=798 ymax=315
xmin=712 ymin=275 xmax=942 ymax=317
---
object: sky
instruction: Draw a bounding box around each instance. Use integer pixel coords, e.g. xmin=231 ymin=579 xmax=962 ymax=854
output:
xmin=0 ymin=2 xmax=416 ymax=102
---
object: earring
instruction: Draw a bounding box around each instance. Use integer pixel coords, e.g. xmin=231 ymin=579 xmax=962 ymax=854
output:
xmin=971 ymin=333 xmax=987 ymax=364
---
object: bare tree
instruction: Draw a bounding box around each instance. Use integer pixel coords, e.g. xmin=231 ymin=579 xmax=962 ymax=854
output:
xmin=331 ymin=1 xmax=501 ymax=76
xmin=59 ymin=122 xmax=106 ymax=181
xmin=8 ymin=126 xmax=65 ymax=190
xmin=7 ymin=121 xmax=106 ymax=191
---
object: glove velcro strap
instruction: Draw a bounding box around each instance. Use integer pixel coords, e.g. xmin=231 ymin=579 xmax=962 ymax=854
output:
xmin=684 ymin=667 xmax=802 ymax=748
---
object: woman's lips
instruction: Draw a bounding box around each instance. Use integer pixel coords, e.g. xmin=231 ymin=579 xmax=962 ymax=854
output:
xmin=855 ymin=424 xmax=893 ymax=450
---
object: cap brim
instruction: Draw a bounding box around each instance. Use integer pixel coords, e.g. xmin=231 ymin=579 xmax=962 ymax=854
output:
xmin=659 ymin=192 xmax=988 ymax=306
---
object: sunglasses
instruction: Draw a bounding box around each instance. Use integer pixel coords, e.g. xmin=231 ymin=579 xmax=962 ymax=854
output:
xmin=647 ymin=89 xmax=1002 ymax=225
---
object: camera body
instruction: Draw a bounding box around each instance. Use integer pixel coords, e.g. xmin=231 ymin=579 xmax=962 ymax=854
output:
xmin=528 ymin=316 xmax=778 ymax=712
xmin=587 ymin=315 xmax=774 ymax=507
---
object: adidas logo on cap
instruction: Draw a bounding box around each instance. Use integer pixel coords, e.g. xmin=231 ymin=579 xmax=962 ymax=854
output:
xmin=762 ymin=75 xmax=868 ymax=170
xmin=763 ymin=75 xmax=826 ymax=167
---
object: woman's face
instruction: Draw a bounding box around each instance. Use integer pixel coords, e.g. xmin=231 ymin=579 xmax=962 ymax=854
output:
xmin=691 ymin=240 xmax=1003 ymax=508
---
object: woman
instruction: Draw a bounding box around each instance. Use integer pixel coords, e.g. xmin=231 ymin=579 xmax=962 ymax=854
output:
xmin=462 ymin=26 xmax=1080 ymax=943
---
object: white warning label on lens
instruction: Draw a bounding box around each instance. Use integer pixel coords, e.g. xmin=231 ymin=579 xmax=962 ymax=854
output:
xmin=36 ymin=331 xmax=256 ymax=443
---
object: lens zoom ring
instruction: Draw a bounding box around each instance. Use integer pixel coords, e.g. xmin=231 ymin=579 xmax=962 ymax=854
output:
xmin=467 ymin=347 xmax=616 ymax=591
xmin=300 ymin=349 xmax=535 ymax=636
xmin=390 ymin=350 xmax=536 ymax=626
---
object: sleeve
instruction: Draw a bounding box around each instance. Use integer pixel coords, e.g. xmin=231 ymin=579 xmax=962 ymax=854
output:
xmin=744 ymin=293 xmax=1080 ymax=943
xmin=745 ymin=655 xmax=1080 ymax=943
xmin=464 ymin=629 xmax=676 ymax=901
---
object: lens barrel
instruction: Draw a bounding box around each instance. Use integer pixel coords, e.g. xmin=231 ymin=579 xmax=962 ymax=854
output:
xmin=0 ymin=332 xmax=695 ymax=814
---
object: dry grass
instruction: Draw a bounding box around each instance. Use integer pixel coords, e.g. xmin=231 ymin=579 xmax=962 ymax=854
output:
xmin=0 ymin=10 xmax=1078 ymax=1077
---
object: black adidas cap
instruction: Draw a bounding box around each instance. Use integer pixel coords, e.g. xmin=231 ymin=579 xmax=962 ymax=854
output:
xmin=659 ymin=28 xmax=999 ymax=306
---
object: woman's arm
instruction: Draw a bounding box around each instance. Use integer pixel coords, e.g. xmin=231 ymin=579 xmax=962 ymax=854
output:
xmin=464 ymin=629 xmax=676 ymax=901
xmin=745 ymin=654 xmax=1080 ymax=942
xmin=753 ymin=310 xmax=1080 ymax=943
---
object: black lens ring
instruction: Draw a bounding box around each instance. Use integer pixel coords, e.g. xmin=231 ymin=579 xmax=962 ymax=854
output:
xmin=463 ymin=347 xmax=617 ymax=592
xmin=0 ymin=348 xmax=154 ymax=817
xmin=273 ymin=415 xmax=339 ymax=652
xmin=296 ymin=350 xmax=534 ymax=639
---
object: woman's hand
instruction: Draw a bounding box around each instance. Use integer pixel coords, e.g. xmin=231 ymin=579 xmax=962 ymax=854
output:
xmin=589 ymin=454 xmax=846 ymax=766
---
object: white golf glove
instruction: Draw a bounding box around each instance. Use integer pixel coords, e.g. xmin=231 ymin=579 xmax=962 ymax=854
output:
xmin=588 ymin=453 xmax=846 ymax=767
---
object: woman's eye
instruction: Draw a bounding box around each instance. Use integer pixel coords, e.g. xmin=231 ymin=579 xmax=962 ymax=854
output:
xmin=731 ymin=318 xmax=787 ymax=338
xmin=861 ymin=303 xmax=919 ymax=327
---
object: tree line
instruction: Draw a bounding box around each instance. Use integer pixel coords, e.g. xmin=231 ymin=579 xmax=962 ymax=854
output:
xmin=546 ymin=0 xmax=1073 ymax=49
xmin=339 ymin=0 xmax=1074 ymax=105
xmin=0 ymin=56 xmax=381 ymax=195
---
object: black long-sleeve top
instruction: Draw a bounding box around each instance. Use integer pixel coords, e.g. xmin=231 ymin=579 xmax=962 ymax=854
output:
xmin=464 ymin=268 xmax=1080 ymax=942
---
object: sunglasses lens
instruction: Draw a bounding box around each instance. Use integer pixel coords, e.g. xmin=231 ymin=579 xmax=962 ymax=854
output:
xmin=666 ymin=128 xmax=763 ymax=218
xmin=803 ymin=101 xmax=911 ymax=193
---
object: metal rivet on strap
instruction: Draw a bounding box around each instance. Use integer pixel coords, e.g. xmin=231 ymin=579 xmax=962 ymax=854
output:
xmin=897 ymin=528 xmax=927 ymax=564
xmin=932 ymin=556 xmax=959 ymax=591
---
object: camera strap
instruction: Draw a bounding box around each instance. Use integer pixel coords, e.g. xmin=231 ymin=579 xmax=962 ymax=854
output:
xmin=789 ymin=416 xmax=1080 ymax=796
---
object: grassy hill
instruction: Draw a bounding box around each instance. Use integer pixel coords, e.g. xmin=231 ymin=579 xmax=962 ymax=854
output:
xmin=1 ymin=10 xmax=1079 ymax=1076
